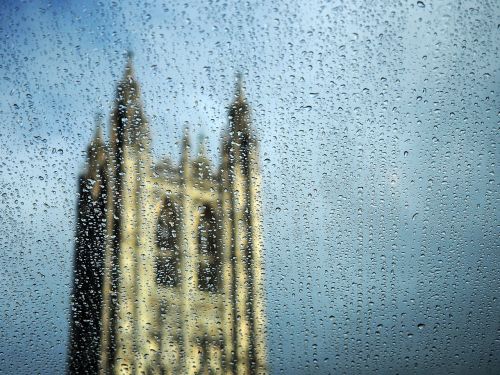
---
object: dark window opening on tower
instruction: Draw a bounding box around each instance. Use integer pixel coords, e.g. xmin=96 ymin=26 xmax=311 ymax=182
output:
xmin=156 ymin=198 xmax=180 ymax=287
xmin=197 ymin=205 xmax=221 ymax=292
xmin=240 ymin=135 xmax=250 ymax=177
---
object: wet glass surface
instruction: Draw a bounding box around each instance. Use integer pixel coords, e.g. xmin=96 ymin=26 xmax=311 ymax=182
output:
xmin=0 ymin=1 xmax=499 ymax=374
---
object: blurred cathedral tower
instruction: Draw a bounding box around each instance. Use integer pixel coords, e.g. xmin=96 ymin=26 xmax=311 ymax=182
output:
xmin=68 ymin=56 xmax=267 ymax=375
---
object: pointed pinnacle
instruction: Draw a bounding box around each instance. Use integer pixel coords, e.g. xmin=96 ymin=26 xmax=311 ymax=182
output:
xmin=92 ymin=113 xmax=104 ymax=143
xmin=236 ymin=72 xmax=245 ymax=99
xmin=182 ymin=127 xmax=191 ymax=152
xmin=123 ymin=51 xmax=136 ymax=80
xmin=183 ymin=126 xmax=191 ymax=142
xmin=197 ymin=133 xmax=207 ymax=156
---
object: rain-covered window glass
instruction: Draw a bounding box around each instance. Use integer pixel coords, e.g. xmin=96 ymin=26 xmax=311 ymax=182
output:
xmin=0 ymin=1 xmax=498 ymax=375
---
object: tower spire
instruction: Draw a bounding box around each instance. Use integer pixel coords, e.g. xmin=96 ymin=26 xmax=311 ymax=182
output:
xmin=124 ymin=51 xmax=134 ymax=79
xmin=110 ymin=52 xmax=150 ymax=152
xmin=229 ymin=73 xmax=251 ymax=135
xmin=236 ymin=72 xmax=244 ymax=100
xmin=93 ymin=113 xmax=104 ymax=143
xmin=119 ymin=51 xmax=139 ymax=99
xmin=197 ymin=132 xmax=207 ymax=157
xmin=181 ymin=127 xmax=191 ymax=162
xmin=181 ymin=127 xmax=191 ymax=181
xmin=88 ymin=113 xmax=105 ymax=159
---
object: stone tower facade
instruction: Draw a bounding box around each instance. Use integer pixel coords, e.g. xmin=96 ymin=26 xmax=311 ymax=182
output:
xmin=69 ymin=57 xmax=267 ymax=375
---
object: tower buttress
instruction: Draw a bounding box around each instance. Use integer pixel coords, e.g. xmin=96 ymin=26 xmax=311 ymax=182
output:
xmin=225 ymin=75 xmax=267 ymax=375
xmin=101 ymin=53 xmax=152 ymax=374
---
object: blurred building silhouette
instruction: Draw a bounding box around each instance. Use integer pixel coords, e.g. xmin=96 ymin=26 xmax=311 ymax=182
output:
xmin=69 ymin=56 xmax=267 ymax=375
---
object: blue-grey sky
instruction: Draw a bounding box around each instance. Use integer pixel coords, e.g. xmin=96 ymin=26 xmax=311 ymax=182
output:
xmin=0 ymin=0 xmax=499 ymax=374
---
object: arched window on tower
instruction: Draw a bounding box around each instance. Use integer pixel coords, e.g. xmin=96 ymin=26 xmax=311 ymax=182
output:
xmin=240 ymin=134 xmax=250 ymax=177
xmin=156 ymin=198 xmax=180 ymax=287
xmin=197 ymin=205 xmax=221 ymax=292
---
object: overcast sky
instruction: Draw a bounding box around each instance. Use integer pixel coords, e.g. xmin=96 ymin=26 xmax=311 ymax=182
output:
xmin=0 ymin=0 xmax=499 ymax=374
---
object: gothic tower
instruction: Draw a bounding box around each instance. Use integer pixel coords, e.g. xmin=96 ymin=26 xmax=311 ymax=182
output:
xmin=68 ymin=57 xmax=267 ymax=375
